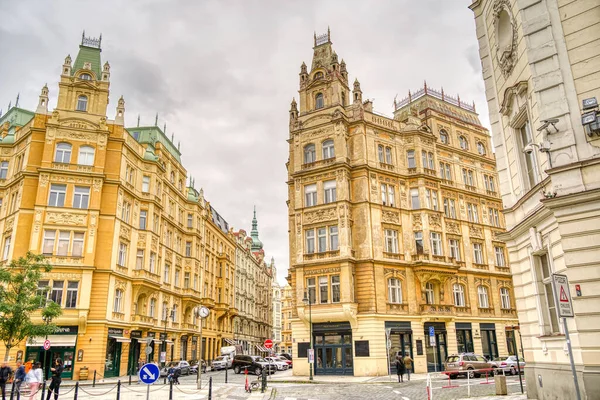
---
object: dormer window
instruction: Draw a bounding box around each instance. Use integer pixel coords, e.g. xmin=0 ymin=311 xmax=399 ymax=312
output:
xmin=315 ymin=93 xmax=324 ymax=110
xmin=76 ymin=95 xmax=88 ymax=112
xmin=314 ymin=72 xmax=324 ymax=80
xmin=80 ymin=73 xmax=92 ymax=81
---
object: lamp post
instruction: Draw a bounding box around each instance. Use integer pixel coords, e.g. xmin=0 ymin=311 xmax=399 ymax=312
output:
xmin=302 ymin=292 xmax=313 ymax=381
xmin=41 ymin=314 xmax=53 ymax=380
xmin=195 ymin=306 xmax=209 ymax=390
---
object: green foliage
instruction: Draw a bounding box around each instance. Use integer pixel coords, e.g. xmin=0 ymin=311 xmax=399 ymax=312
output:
xmin=0 ymin=252 xmax=62 ymax=360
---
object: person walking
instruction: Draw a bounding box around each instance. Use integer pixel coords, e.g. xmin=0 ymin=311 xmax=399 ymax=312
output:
xmin=26 ymin=363 xmax=43 ymax=400
xmin=45 ymin=359 xmax=63 ymax=400
xmin=0 ymin=362 xmax=13 ymax=400
xmin=14 ymin=361 xmax=26 ymax=400
xmin=403 ymin=353 xmax=413 ymax=381
xmin=395 ymin=355 xmax=406 ymax=383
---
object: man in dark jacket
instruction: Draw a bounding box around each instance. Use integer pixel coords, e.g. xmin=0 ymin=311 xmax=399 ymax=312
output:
xmin=46 ymin=358 xmax=63 ymax=400
xmin=13 ymin=361 xmax=26 ymax=400
xmin=0 ymin=361 xmax=13 ymax=400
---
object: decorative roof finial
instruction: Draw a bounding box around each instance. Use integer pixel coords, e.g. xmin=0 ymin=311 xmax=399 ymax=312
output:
xmin=328 ymin=26 xmax=331 ymax=41
xmin=154 ymin=113 xmax=158 ymax=126
xmin=137 ymin=114 xmax=140 ymax=127
xmin=163 ymin=122 xmax=167 ymax=133
xmin=424 ymin=80 xmax=427 ymax=94
xmin=81 ymin=30 xmax=85 ymax=45
xmin=7 ymin=101 xmax=11 ymax=110
xmin=178 ymin=141 xmax=180 ymax=151
xmin=314 ymin=31 xmax=317 ymax=47
xmin=171 ymin=133 xmax=174 ymax=142
xmin=15 ymin=93 xmax=20 ymax=108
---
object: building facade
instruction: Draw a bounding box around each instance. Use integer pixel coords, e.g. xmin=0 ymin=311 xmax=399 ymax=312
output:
xmin=287 ymin=31 xmax=518 ymax=376
xmin=0 ymin=35 xmax=270 ymax=379
xmin=272 ymin=262 xmax=283 ymax=353
xmin=469 ymin=1 xmax=600 ymax=398
xmin=280 ymin=284 xmax=294 ymax=355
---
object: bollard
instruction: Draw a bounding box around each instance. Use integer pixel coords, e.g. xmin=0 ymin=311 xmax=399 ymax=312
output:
xmin=116 ymin=380 xmax=121 ymax=400
xmin=9 ymin=381 xmax=15 ymax=400
xmin=169 ymin=379 xmax=173 ymax=400
xmin=74 ymin=382 xmax=79 ymax=400
xmin=261 ymin=367 xmax=267 ymax=393
xmin=164 ymin=376 xmax=167 ymax=385
xmin=129 ymin=373 xmax=132 ymax=386
xmin=208 ymin=377 xmax=212 ymax=400
xmin=93 ymin=370 xmax=97 ymax=387
xmin=225 ymin=364 xmax=228 ymax=383
xmin=41 ymin=380 xmax=46 ymax=397
xmin=495 ymin=374 xmax=508 ymax=395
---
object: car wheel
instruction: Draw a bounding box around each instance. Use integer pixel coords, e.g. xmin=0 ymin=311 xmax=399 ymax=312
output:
xmin=255 ymin=367 xmax=262 ymax=376
xmin=449 ymin=374 xmax=458 ymax=379
xmin=511 ymin=366 xmax=517 ymax=375
xmin=467 ymin=369 xmax=475 ymax=379
xmin=492 ymin=367 xmax=499 ymax=376
xmin=234 ymin=366 xmax=240 ymax=374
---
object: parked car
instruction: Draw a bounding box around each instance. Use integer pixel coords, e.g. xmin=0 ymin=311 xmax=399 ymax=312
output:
xmin=276 ymin=355 xmax=292 ymax=368
xmin=189 ymin=360 xmax=207 ymax=374
xmin=444 ymin=353 xmax=491 ymax=378
xmin=264 ymin=356 xmax=289 ymax=371
xmin=211 ymin=355 xmax=231 ymax=371
xmin=232 ymin=355 xmax=276 ymax=376
xmin=490 ymin=356 xmax=525 ymax=375
xmin=251 ymin=356 xmax=278 ymax=374
xmin=160 ymin=360 xmax=191 ymax=377
xmin=279 ymin=353 xmax=292 ymax=361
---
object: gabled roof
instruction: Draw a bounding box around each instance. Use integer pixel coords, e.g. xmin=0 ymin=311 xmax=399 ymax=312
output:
xmin=0 ymin=107 xmax=35 ymax=128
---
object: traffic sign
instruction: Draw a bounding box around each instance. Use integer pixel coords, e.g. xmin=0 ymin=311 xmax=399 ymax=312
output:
xmin=552 ymin=274 xmax=574 ymax=317
xmin=43 ymin=340 xmax=51 ymax=351
xmin=145 ymin=346 xmax=153 ymax=355
xmin=307 ymin=349 xmax=314 ymax=364
xmin=139 ymin=363 xmax=160 ymax=385
xmin=429 ymin=327 xmax=436 ymax=346
xmin=429 ymin=326 xmax=435 ymax=336
xmin=264 ymin=339 xmax=273 ymax=349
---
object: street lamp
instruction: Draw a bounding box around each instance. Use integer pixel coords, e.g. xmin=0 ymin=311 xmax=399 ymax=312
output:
xmin=41 ymin=314 xmax=53 ymax=380
xmin=195 ymin=306 xmax=210 ymax=390
xmin=302 ymin=292 xmax=313 ymax=381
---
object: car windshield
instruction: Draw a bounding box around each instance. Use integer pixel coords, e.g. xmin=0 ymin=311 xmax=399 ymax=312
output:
xmin=254 ymin=357 xmax=267 ymax=362
xmin=214 ymin=356 xmax=225 ymax=361
xmin=167 ymin=362 xmax=178 ymax=367
xmin=446 ymin=356 xmax=460 ymax=363
xmin=493 ymin=357 xmax=506 ymax=361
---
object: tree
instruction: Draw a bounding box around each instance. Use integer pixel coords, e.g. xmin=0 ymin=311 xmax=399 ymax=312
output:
xmin=0 ymin=252 xmax=62 ymax=362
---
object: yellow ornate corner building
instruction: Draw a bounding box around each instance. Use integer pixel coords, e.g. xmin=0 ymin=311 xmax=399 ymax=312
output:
xmin=287 ymin=31 xmax=519 ymax=376
xmin=0 ymin=34 xmax=273 ymax=379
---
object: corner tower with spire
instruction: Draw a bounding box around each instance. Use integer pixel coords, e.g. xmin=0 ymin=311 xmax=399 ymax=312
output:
xmin=250 ymin=206 xmax=263 ymax=252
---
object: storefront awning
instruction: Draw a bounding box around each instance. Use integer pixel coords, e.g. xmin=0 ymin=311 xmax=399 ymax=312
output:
xmin=255 ymin=345 xmax=269 ymax=352
xmin=109 ymin=336 xmax=131 ymax=343
xmin=151 ymin=340 xmax=163 ymax=345
xmin=223 ymin=338 xmax=237 ymax=345
xmin=27 ymin=335 xmax=77 ymax=347
xmin=164 ymin=339 xmax=174 ymax=344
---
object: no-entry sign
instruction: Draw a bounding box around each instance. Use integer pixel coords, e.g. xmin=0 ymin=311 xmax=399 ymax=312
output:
xmin=551 ymin=274 xmax=574 ymax=318
xmin=264 ymin=339 xmax=273 ymax=349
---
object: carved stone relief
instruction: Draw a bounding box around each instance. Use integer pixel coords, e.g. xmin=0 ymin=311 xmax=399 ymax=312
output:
xmin=412 ymin=213 xmax=422 ymax=231
xmin=46 ymin=212 xmax=86 ymax=226
xmin=493 ymin=0 xmax=518 ymax=77
xmin=469 ymin=226 xmax=483 ymax=238
xmin=303 ymin=207 xmax=337 ymax=224
xmin=382 ymin=211 xmax=400 ymax=224
xmin=428 ymin=214 xmax=441 ymax=229
xmin=446 ymin=221 xmax=460 ymax=234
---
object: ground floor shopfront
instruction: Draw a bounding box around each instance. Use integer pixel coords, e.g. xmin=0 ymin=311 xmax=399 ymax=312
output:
xmin=292 ymin=316 xmax=519 ymax=376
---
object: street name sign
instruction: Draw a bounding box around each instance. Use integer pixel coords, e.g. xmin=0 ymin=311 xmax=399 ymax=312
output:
xmin=551 ymin=274 xmax=574 ymax=318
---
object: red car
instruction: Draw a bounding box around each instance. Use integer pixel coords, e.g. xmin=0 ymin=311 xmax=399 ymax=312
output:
xmin=276 ymin=355 xmax=292 ymax=368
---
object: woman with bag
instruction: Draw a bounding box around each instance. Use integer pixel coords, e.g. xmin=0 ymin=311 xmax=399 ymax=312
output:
xmin=26 ymin=362 xmax=42 ymax=400
xmin=395 ymin=355 xmax=406 ymax=383
xmin=45 ymin=359 xmax=63 ymax=400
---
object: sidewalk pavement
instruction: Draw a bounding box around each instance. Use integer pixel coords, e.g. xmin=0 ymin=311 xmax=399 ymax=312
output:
xmin=457 ymin=395 xmax=527 ymax=400
xmin=267 ymin=369 xmax=429 ymax=383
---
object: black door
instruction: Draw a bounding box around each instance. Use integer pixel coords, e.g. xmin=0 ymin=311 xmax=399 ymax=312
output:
xmin=313 ymin=333 xmax=353 ymax=375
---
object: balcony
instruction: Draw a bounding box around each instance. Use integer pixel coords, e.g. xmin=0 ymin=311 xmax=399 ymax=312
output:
xmin=131 ymin=314 xmax=157 ymax=326
xmin=478 ymin=307 xmax=494 ymax=315
xmin=229 ymin=307 xmax=239 ymax=317
xmin=301 ymin=158 xmax=335 ymax=170
xmin=465 ymin=185 xmax=477 ymax=192
xmin=379 ymin=162 xmax=395 ymax=171
xmin=412 ymin=253 xmax=430 ymax=262
xmin=303 ymin=250 xmax=340 ymax=261
xmin=386 ymin=303 xmax=408 ymax=314
xmin=407 ymin=167 xmax=417 ymax=175
xmin=501 ymin=308 xmax=517 ymax=317
xmin=424 ymin=168 xmax=437 ymax=177
xmin=495 ymin=265 xmax=510 ymax=273
xmin=419 ymin=304 xmax=454 ymax=315
xmin=431 ymin=255 xmax=446 ymax=263
xmin=183 ymin=323 xmax=196 ymax=330
xmin=132 ymin=268 xmax=161 ymax=284
xmin=441 ymin=179 xmax=454 ymax=186
xmin=454 ymin=306 xmax=471 ymax=314
xmin=486 ymin=190 xmax=498 ymax=197
xmin=473 ymin=263 xmax=489 ymax=270
xmin=112 ymin=312 xmax=125 ymax=321
xmin=51 ymin=162 xmax=71 ymax=170
xmin=383 ymin=252 xmax=405 ymax=261
xmin=181 ymin=287 xmax=199 ymax=299
xmin=201 ymin=298 xmax=215 ymax=308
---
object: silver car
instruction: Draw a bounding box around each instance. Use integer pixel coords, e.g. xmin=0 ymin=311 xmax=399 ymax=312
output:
xmin=211 ymin=355 xmax=231 ymax=371
xmin=490 ymin=356 xmax=525 ymax=375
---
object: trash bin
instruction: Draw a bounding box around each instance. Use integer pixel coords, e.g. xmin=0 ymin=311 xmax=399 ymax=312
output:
xmin=79 ymin=367 xmax=89 ymax=380
xmin=495 ymin=374 xmax=507 ymax=395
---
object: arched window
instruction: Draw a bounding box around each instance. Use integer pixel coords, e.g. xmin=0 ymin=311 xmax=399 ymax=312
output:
xmin=78 ymin=146 xmax=95 ymax=166
xmin=304 ymin=144 xmax=316 ymax=164
xmin=149 ymin=298 xmax=156 ymax=318
xmin=113 ymin=289 xmax=123 ymax=313
xmin=500 ymin=287 xmax=511 ymax=309
xmin=478 ymin=286 xmax=489 ymax=308
xmin=453 ymin=283 xmax=465 ymax=307
xmin=170 ymin=171 xmax=175 ymax=183
xmin=459 ymin=135 xmax=468 ymax=150
xmin=76 ymin=95 xmax=88 ymax=111
xmin=477 ymin=142 xmax=486 ymax=155
xmin=80 ymin=73 xmax=92 ymax=81
xmin=388 ymin=278 xmax=402 ymax=304
xmin=314 ymin=72 xmax=324 ymax=80
xmin=54 ymin=142 xmax=72 ymax=163
xmin=439 ymin=130 xmax=449 ymax=144
xmin=322 ymin=140 xmax=335 ymax=159
xmin=385 ymin=147 xmax=392 ymax=164
xmin=315 ymin=93 xmax=324 ymax=109
xmin=425 ymin=282 xmax=435 ymax=305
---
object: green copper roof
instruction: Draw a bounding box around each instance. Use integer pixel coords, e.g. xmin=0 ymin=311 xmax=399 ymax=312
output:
xmin=0 ymin=107 xmax=35 ymax=128
xmin=126 ymin=126 xmax=182 ymax=163
xmin=250 ymin=206 xmax=263 ymax=251
xmin=72 ymin=45 xmax=102 ymax=80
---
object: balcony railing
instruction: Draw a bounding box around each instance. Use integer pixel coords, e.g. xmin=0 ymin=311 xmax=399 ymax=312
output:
xmin=407 ymin=167 xmax=417 ymax=175
xmin=419 ymin=304 xmax=453 ymax=315
xmin=431 ymin=255 xmax=446 ymax=262
xmin=465 ymin=185 xmax=477 ymax=192
xmin=495 ymin=265 xmax=510 ymax=273
xmin=383 ymin=252 xmax=405 ymax=260
xmin=486 ymin=190 xmax=498 ymax=196
xmin=301 ymin=158 xmax=335 ymax=170
xmin=455 ymin=306 xmax=471 ymax=314
xmin=501 ymin=308 xmax=517 ymax=316
xmin=478 ymin=307 xmax=494 ymax=315
xmin=412 ymin=253 xmax=430 ymax=261
xmin=386 ymin=303 xmax=408 ymax=314
xmin=424 ymin=168 xmax=437 ymax=176
xmin=133 ymin=268 xmax=161 ymax=282
xmin=132 ymin=314 xmax=157 ymax=325
xmin=379 ymin=162 xmax=395 ymax=171
xmin=112 ymin=312 xmax=125 ymax=321
xmin=441 ymin=179 xmax=454 ymax=186
xmin=473 ymin=263 xmax=489 ymax=270
xmin=303 ymin=250 xmax=340 ymax=261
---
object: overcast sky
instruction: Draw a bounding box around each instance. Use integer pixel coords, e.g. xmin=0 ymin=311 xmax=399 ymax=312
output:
xmin=0 ymin=0 xmax=486 ymax=286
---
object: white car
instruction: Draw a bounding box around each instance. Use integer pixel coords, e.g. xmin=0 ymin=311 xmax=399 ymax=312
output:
xmin=264 ymin=356 xmax=289 ymax=371
xmin=211 ymin=355 xmax=231 ymax=371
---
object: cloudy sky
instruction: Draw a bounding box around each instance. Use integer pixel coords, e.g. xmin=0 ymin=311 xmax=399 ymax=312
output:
xmin=0 ymin=0 xmax=486 ymax=285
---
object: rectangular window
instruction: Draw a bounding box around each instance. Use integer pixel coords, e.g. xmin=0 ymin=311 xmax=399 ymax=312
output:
xmin=324 ymin=180 xmax=336 ymax=203
xmin=473 ymin=243 xmax=484 ymax=264
xmin=500 ymin=288 xmax=511 ymax=309
xmin=305 ymin=230 xmax=315 ymax=254
xmin=430 ymin=232 xmax=442 ymax=256
xmin=407 ymin=150 xmax=416 ymax=168
xmin=415 ymin=231 xmax=423 ymax=254
xmin=489 ymin=208 xmax=500 ymax=227
xmin=449 ymin=239 xmax=460 ymax=261
xmin=381 ymin=184 xmax=387 ymax=205
xmin=307 ymin=277 xmax=316 ymax=304
xmin=72 ymin=186 xmax=90 ymax=209
xmin=187 ymin=213 xmax=193 ymax=228
xmin=385 ymin=147 xmax=392 ymax=164
xmin=65 ymin=281 xmax=78 ymax=308
xmin=175 ymin=269 xmax=181 ymax=287
xmin=536 ymin=253 xmax=559 ymax=333
xmin=48 ymin=184 xmax=67 ymax=207
xmin=329 ymin=226 xmax=339 ymax=251
xmin=149 ymin=252 xmax=156 ymax=273
xmin=421 ymin=150 xmax=427 ymax=168
xmin=185 ymin=241 xmax=192 ymax=257
xmin=319 ymin=276 xmax=328 ymax=304
xmin=72 ymin=232 xmax=84 ymax=257
xmin=304 ymin=184 xmax=317 ymax=207
xmin=136 ymin=249 xmax=144 ymax=269
xmin=43 ymin=230 xmax=56 ymax=254
xmin=0 ymin=161 xmax=8 ymax=179
xmin=431 ymin=190 xmax=438 ymax=211
xmin=519 ymin=121 xmax=540 ymax=189
xmin=467 ymin=203 xmax=479 ymax=223
xmin=121 ymin=202 xmax=131 ymax=223
xmin=478 ymin=286 xmax=489 ymax=308
xmin=139 ymin=210 xmax=147 ymax=230
xmin=494 ymin=246 xmax=505 ymax=266
xmin=443 ymin=198 xmax=457 ymax=219
xmin=428 ymin=153 xmax=434 ymax=169
xmin=184 ymin=272 xmax=190 ymax=289
xmin=51 ymin=281 xmax=64 ymax=305
xmin=388 ymin=185 xmax=395 ymax=206
xmin=153 ymin=214 xmax=159 ymax=232
xmin=142 ymin=176 xmax=150 ymax=193
xmin=317 ymin=228 xmax=327 ymax=253
xmin=37 ymin=281 xmax=49 ymax=306
xmin=57 ymin=231 xmax=70 ymax=256
xmin=118 ymin=242 xmax=127 ymax=266
xmin=164 ymin=264 xmax=171 ymax=283
xmin=410 ymin=188 xmax=420 ymax=209
xmin=384 ymin=229 xmax=399 ymax=253
xmin=331 ymin=275 xmax=340 ymax=303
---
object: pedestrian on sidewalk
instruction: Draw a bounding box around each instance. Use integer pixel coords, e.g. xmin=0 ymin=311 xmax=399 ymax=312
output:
xmin=0 ymin=361 xmax=13 ymax=400
xmin=26 ymin=362 xmax=43 ymax=400
xmin=14 ymin=360 xmax=26 ymax=400
xmin=395 ymin=356 xmax=406 ymax=383
xmin=402 ymin=353 xmax=413 ymax=381
xmin=45 ymin=358 xmax=63 ymax=400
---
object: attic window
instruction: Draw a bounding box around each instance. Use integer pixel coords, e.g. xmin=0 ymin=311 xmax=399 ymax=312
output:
xmin=80 ymin=73 xmax=92 ymax=81
xmin=314 ymin=72 xmax=324 ymax=80
xmin=76 ymin=95 xmax=88 ymax=112
xmin=132 ymin=131 xmax=140 ymax=140
xmin=315 ymin=93 xmax=324 ymax=110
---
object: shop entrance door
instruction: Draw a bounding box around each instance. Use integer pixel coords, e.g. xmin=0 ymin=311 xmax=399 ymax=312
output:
xmin=388 ymin=333 xmax=413 ymax=373
xmin=104 ymin=340 xmax=122 ymax=378
xmin=313 ymin=333 xmax=353 ymax=375
xmin=128 ymin=339 xmax=141 ymax=376
xmin=424 ymin=324 xmax=447 ymax=372
xmin=481 ymin=329 xmax=498 ymax=360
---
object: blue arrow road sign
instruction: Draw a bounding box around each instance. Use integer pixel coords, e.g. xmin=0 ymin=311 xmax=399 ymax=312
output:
xmin=429 ymin=326 xmax=435 ymax=336
xmin=139 ymin=363 xmax=160 ymax=385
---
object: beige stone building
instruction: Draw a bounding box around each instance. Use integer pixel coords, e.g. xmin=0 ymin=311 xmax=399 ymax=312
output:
xmin=287 ymin=31 xmax=518 ymax=376
xmin=469 ymin=0 xmax=600 ymax=398
xmin=281 ymin=284 xmax=294 ymax=355
xmin=0 ymin=34 xmax=270 ymax=379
